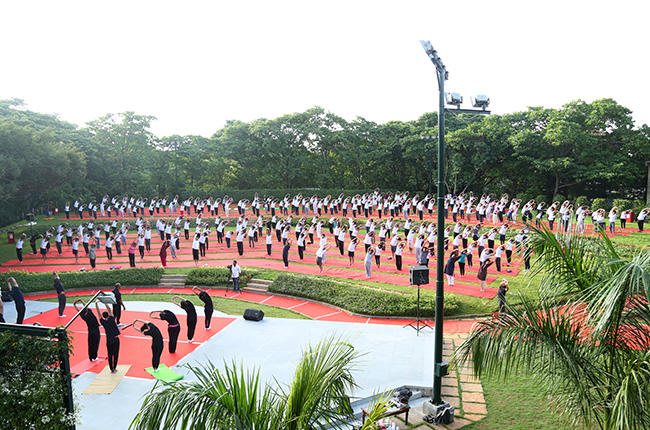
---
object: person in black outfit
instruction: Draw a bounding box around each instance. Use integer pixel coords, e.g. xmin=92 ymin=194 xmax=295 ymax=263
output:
xmin=172 ymin=296 xmax=197 ymax=342
xmin=497 ymin=279 xmax=509 ymax=314
xmin=134 ymin=320 xmax=164 ymax=372
xmin=150 ymin=309 xmax=180 ymax=353
xmin=6 ymin=277 xmax=26 ymax=324
xmin=96 ymin=302 xmax=120 ymax=373
xmin=282 ymin=239 xmax=291 ymax=268
xmin=53 ymin=272 xmax=66 ymax=318
xmin=193 ymin=287 xmax=214 ymax=330
xmin=74 ymin=299 xmax=100 ymax=361
xmin=112 ymin=283 xmax=126 ymax=325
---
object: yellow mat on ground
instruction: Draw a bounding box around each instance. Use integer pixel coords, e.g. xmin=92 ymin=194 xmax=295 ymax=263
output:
xmin=82 ymin=364 xmax=132 ymax=395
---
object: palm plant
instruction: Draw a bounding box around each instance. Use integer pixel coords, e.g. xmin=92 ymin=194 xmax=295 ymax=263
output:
xmin=130 ymin=335 xmax=389 ymax=430
xmin=454 ymin=224 xmax=650 ymax=430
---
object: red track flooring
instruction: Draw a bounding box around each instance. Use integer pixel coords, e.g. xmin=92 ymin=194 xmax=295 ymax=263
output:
xmin=25 ymin=287 xmax=478 ymax=379
xmin=25 ymin=307 xmax=236 ymax=379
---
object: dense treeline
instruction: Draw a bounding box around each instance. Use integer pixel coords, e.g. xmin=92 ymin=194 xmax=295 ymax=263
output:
xmin=0 ymin=97 xmax=648 ymax=226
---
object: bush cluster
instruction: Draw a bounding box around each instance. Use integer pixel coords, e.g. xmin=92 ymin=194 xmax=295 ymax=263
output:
xmin=0 ymin=267 xmax=164 ymax=294
xmin=185 ymin=266 xmax=257 ymax=286
xmin=0 ymin=329 xmax=78 ymax=429
xmin=268 ymin=273 xmax=459 ymax=317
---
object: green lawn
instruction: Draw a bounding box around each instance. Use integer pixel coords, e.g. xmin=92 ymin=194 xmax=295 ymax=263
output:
xmin=463 ymin=373 xmax=573 ymax=430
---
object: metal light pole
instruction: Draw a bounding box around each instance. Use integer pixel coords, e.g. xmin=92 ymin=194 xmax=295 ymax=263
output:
xmin=420 ymin=40 xmax=449 ymax=407
xmin=646 ymin=161 xmax=650 ymax=204
xmin=419 ymin=40 xmax=491 ymax=409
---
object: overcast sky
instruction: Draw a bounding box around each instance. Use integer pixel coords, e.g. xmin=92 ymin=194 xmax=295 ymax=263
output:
xmin=2 ymin=1 xmax=648 ymax=138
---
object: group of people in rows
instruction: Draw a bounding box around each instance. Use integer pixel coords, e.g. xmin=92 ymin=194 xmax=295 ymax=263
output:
xmin=1 ymin=273 xmax=215 ymax=374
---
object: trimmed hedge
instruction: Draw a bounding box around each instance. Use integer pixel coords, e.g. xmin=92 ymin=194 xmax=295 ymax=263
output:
xmin=185 ymin=266 xmax=258 ymax=286
xmin=0 ymin=267 xmax=164 ymax=294
xmin=268 ymin=273 xmax=460 ymax=317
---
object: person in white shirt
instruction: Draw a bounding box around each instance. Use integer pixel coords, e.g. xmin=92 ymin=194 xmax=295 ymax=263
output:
xmin=15 ymin=233 xmax=26 ymax=263
xmin=316 ymin=244 xmax=330 ymax=273
xmin=230 ymin=261 xmax=242 ymax=292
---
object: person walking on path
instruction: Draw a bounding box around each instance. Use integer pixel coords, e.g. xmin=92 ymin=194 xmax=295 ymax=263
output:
xmin=6 ymin=277 xmax=26 ymax=324
xmin=193 ymin=287 xmax=214 ymax=330
xmin=54 ymin=272 xmax=66 ymax=317
xmin=97 ymin=301 xmax=121 ymax=373
xmin=74 ymin=299 xmax=100 ymax=361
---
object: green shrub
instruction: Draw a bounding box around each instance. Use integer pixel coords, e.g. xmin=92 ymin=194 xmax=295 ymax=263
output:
xmin=0 ymin=330 xmax=77 ymax=429
xmin=185 ymin=266 xmax=258 ymax=286
xmin=591 ymin=197 xmax=609 ymax=211
xmin=612 ymin=198 xmax=633 ymax=211
xmin=268 ymin=273 xmax=459 ymax=317
xmin=0 ymin=267 xmax=164 ymax=294
xmin=575 ymin=196 xmax=590 ymax=207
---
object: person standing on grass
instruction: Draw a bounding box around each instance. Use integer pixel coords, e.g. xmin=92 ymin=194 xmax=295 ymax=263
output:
xmin=159 ymin=240 xmax=170 ymax=268
xmin=133 ymin=320 xmax=164 ymax=372
xmin=316 ymin=244 xmax=330 ymax=273
xmin=5 ymin=277 xmax=26 ymax=324
xmin=230 ymin=261 xmax=242 ymax=293
xmin=112 ymin=283 xmax=126 ymax=325
xmin=88 ymin=241 xmax=97 ymax=269
xmin=498 ymin=279 xmax=509 ymax=314
xmin=15 ymin=233 xmax=26 ymax=263
xmin=478 ymin=258 xmax=494 ymax=292
xmin=192 ymin=233 xmax=201 ymax=266
xmin=364 ymin=247 xmax=375 ymax=278
xmin=395 ymin=241 xmax=405 ymax=271
xmin=128 ymin=240 xmax=137 ymax=268
xmin=54 ymin=272 xmax=66 ymax=317
xmin=192 ymin=287 xmax=214 ymax=330
xmin=74 ymin=299 xmax=100 ymax=361
xmin=444 ymin=250 xmax=461 ymax=286
xmin=97 ymin=301 xmax=120 ymax=373
xmin=172 ymin=296 xmax=197 ymax=343
xmin=282 ymin=238 xmax=292 ymax=268
xmin=150 ymin=309 xmax=181 ymax=354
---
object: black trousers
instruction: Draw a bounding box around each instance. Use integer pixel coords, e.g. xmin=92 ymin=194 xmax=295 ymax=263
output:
xmin=15 ymin=302 xmax=26 ymax=324
xmin=152 ymin=344 xmax=163 ymax=369
xmin=187 ymin=316 xmax=197 ymax=341
xmin=204 ymin=307 xmax=213 ymax=328
xmin=58 ymin=293 xmax=66 ymax=316
xmin=396 ymin=255 xmax=402 ymax=271
xmin=237 ymin=241 xmax=244 ymax=256
xmin=113 ymin=305 xmax=122 ymax=324
xmin=129 ymin=253 xmax=136 ymax=267
xmin=88 ymin=328 xmax=100 ymax=360
xmin=266 ymin=244 xmax=272 ymax=255
xmin=16 ymin=248 xmax=23 ymax=262
xmin=106 ymin=337 xmax=120 ymax=371
xmin=168 ymin=325 xmax=180 ymax=353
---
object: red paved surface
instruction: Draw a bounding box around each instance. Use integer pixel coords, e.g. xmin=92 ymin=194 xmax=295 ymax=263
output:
xmin=24 ymin=307 xmax=236 ymax=379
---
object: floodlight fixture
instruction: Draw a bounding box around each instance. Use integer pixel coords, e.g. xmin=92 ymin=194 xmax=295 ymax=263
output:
xmin=446 ymin=92 xmax=463 ymax=106
xmin=472 ymin=95 xmax=490 ymax=110
xmin=97 ymin=292 xmax=117 ymax=305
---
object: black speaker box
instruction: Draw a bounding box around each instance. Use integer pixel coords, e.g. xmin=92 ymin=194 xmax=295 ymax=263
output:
xmin=243 ymin=308 xmax=264 ymax=321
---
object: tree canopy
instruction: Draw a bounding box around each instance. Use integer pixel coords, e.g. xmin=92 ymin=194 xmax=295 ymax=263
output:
xmin=0 ymin=98 xmax=648 ymax=226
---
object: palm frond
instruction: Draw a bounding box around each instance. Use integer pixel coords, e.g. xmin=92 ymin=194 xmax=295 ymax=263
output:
xmin=454 ymin=296 xmax=607 ymax=429
xmin=279 ymin=336 xmax=364 ymax=430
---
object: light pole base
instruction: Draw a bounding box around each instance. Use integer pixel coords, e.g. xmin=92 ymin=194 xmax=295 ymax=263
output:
xmin=422 ymin=400 xmax=455 ymax=425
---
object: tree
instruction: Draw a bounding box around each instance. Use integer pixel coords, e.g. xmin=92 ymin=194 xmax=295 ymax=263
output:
xmin=130 ymin=336 xmax=388 ymax=430
xmin=455 ymin=225 xmax=650 ymax=430
xmin=86 ymin=112 xmax=157 ymax=193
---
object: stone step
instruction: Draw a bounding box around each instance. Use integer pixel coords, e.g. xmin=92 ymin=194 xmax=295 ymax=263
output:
xmin=158 ymin=274 xmax=187 ymax=288
xmin=160 ymin=274 xmax=187 ymax=280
